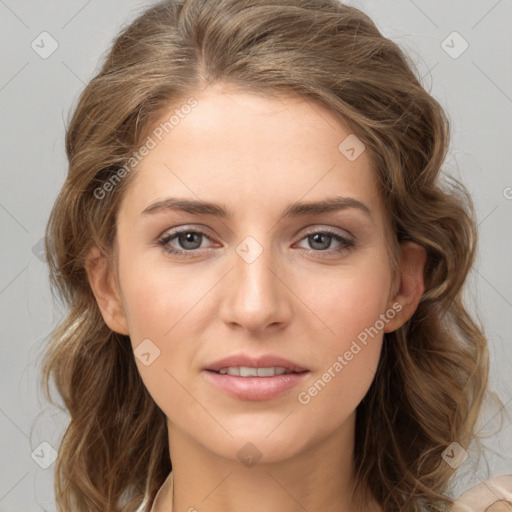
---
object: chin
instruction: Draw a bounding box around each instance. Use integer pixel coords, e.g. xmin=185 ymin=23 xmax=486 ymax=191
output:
xmin=201 ymin=426 xmax=314 ymax=466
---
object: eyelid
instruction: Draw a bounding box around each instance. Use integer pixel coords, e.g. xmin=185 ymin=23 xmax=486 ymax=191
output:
xmin=299 ymin=225 xmax=354 ymax=241
xmin=157 ymin=225 xmax=218 ymax=247
xmin=155 ymin=220 xmax=358 ymax=259
xmin=157 ymin=224 xmax=353 ymax=243
xmin=157 ymin=224 xmax=216 ymax=242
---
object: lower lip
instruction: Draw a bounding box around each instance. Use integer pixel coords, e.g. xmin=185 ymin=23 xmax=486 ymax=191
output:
xmin=203 ymin=370 xmax=310 ymax=401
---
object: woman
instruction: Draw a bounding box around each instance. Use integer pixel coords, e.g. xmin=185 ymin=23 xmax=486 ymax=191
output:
xmin=41 ymin=0 xmax=492 ymax=510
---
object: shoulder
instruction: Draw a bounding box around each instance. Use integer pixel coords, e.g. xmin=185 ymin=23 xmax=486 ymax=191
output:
xmin=450 ymin=474 xmax=512 ymax=512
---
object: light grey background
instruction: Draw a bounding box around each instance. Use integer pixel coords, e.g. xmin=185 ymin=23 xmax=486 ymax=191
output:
xmin=0 ymin=0 xmax=511 ymax=510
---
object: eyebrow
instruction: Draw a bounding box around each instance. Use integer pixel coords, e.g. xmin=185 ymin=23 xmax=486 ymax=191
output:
xmin=141 ymin=195 xmax=372 ymax=220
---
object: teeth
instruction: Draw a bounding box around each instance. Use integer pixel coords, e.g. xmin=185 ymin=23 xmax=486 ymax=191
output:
xmin=218 ymin=366 xmax=290 ymax=377
xmin=258 ymin=367 xmax=286 ymax=377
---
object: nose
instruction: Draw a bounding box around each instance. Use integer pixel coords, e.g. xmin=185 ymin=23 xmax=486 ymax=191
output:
xmin=219 ymin=238 xmax=293 ymax=334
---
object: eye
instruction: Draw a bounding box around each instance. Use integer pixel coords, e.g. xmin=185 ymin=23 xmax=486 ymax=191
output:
xmin=295 ymin=228 xmax=355 ymax=254
xmin=157 ymin=228 xmax=214 ymax=256
xmin=157 ymin=226 xmax=355 ymax=258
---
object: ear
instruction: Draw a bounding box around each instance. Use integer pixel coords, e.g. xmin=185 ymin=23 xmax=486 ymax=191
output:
xmin=84 ymin=245 xmax=129 ymax=335
xmin=384 ymin=241 xmax=426 ymax=333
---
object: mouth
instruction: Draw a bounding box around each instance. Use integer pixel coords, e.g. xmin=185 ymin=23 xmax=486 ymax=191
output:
xmin=203 ymin=354 xmax=310 ymax=400
xmin=204 ymin=353 xmax=309 ymax=374
xmin=203 ymin=368 xmax=310 ymax=401
xmin=209 ymin=366 xmax=306 ymax=377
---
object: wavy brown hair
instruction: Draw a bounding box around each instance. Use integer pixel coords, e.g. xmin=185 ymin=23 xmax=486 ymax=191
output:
xmin=41 ymin=0 xmax=489 ymax=510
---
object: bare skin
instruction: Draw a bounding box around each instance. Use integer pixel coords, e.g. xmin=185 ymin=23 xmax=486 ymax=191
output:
xmin=86 ymin=81 xmax=426 ymax=512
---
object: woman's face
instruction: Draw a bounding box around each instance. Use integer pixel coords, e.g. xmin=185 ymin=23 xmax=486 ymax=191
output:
xmin=94 ymin=82 xmax=421 ymax=465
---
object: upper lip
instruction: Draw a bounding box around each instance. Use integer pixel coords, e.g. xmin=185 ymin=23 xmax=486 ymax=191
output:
xmin=205 ymin=354 xmax=309 ymax=373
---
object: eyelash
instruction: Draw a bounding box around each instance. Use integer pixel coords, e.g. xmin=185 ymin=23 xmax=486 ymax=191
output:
xmin=156 ymin=227 xmax=355 ymax=258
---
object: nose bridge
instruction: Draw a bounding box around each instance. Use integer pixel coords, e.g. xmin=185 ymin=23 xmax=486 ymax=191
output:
xmin=220 ymin=233 xmax=291 ymax=332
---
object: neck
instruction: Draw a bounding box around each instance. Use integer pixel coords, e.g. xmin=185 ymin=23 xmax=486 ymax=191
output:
xmin=161 ymin=412 xmax=381 ymax=512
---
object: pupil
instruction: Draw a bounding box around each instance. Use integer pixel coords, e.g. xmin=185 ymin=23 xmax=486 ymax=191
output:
xmin=180 ymin=232 xmax=201 ymax=249
xmin=311 ymin=233 xmax=330 ymax=250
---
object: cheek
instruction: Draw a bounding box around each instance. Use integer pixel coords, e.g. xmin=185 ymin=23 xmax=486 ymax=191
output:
xmin=310 ymin=259 xmax=392 ymax=348
xmin=120 ymin=258 xmax=203 ymax=340
xmin=294 ymin=260 xmax=391 ymax=413
xmin=119 ymin=263 xmax=202 ymax=413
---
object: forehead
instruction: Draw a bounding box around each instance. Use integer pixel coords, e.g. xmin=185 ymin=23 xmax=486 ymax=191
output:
xmin=120 ymin=83 xmax=383 ymax=220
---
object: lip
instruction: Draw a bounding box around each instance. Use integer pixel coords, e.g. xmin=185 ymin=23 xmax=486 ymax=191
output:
xmin=204 ymin=353 xmax=309 ymax=373
xmin=203 ymin=370 xmax=310 ymax=401
xmin=203 ymin=353 xmax=310 ymax=401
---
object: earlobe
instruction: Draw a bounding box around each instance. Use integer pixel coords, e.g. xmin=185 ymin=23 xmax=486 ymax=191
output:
xmin=384 ymin=241 xmax=427 ymax=333
xmin=84 ymin=246 xmax=129 ymax=335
